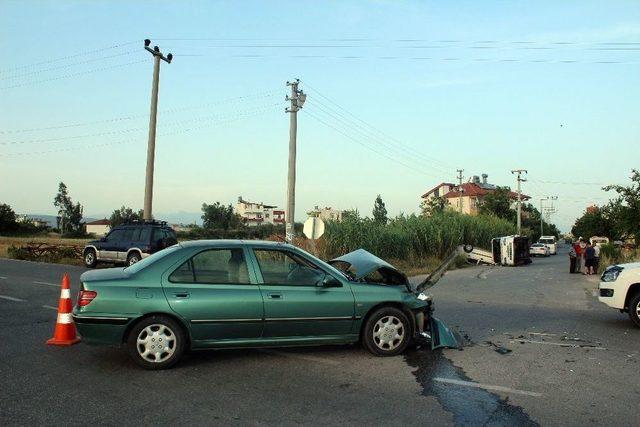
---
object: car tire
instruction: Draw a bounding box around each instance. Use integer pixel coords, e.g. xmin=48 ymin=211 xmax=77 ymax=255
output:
xmin=628 ymin=293 xmax=640 ymax=328
xmin=127 ymin=315 xmax=186 ymax=370
xmin=84 ymin=249 xmax=97 ymax=268
xmin=126 ymin=252 xmax=141 ymax=266
xmin=362 ymin=306 xmax=411 ymax=357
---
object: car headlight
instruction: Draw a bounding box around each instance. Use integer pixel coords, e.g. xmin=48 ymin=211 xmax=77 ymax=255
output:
xmin=601 ymin=266 xmax=623 ymax=282
xmin=417 ymin=292 xmax=432 ymax=301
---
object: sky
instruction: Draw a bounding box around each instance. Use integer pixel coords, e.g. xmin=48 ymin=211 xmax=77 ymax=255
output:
xmin=1 ymin=1 xmax=639 ymax=231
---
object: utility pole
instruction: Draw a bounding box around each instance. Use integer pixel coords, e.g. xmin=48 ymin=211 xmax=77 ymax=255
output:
xmin=511 ymin=169 xmax=528 ymax=235
xmin=143 ymin=39 xmax=173 ymax=221
xmin=456 ymin=169 xmax=464 ymax=213
xmin=285 ymin=79 xmax=306 ymax=243
xmin=539 ymin=197 xmax=549 ymax=237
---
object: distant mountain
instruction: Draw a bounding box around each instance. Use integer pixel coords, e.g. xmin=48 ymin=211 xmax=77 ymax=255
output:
xmin=19 ymin=214 xmax=98 ymax=228
xmin=21 ymin=212 xmax=201 ymax=227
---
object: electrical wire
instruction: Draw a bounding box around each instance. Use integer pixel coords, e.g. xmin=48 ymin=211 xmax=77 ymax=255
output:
xmin=0 ymin=41 xmax=139 ymax=74
xmin=0 ymin=91 xmax=280 ymax=135
xmin=303 ymin=81 xmax=457 ymax=171
xmin=304 ymin=109 xmax=441 ymax=179
xmin=0 ymin=60 xmax=148 ymax=90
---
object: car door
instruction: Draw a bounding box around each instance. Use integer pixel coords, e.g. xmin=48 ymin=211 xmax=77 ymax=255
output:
xmin=163 ymin=247 xmax=264 ymax=343
xmin=116 ymin=227 xmax=137 ymax=261
xmin=99 ymin=229 xmax=124 ymax=261
xmin=250 ymin=247 xmax=355 ymax=338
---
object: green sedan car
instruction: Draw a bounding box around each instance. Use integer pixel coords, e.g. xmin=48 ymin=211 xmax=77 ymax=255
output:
xmin=73 ymin=240 xmax=457 ymax=369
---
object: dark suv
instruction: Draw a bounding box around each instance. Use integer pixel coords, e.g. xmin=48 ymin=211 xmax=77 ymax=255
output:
xmin=83 ymin=220 xmax=177 ymax=268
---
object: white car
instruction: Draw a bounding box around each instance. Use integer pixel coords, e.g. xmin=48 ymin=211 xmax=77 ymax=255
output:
xmin=529 ymin=243 xmax=550 ymax=257
xmin=539 ymin=236 xmax=557 ymax=255
xmin=598 ymin=262 xmax=640 ymax=327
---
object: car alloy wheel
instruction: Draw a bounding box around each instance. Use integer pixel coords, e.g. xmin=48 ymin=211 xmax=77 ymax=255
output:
xmin=136 ymin=324 xmax=176 ymax=364
xmin=372 ymin=315 xmax=405 ymax=351
xmin=85 ymin=252 xmax=94 ymax=264
xmin=127 ymin=253 xmax=141 ymax=266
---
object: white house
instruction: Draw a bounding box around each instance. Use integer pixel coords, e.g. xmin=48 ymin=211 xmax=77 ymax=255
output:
xmin=307 ymin=206 xmax=344 ymax=222
xmin=86 ymin=219 xmax=111 ymax=236
xmin=235 ymin=196 xmax=286 ymax=226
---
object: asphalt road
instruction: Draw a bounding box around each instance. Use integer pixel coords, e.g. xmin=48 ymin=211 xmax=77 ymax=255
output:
xmin=0 ymin=247 xmax=638 ymax=426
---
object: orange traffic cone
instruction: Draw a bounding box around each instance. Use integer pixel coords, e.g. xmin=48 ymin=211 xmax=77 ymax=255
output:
xmin=47 ymin=273 xmax=80 ymax=346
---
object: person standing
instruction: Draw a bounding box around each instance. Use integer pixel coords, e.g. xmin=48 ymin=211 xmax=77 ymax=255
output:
xmin=585 ymin=241 xmax=595 ymax=275
xmin=593 ymin=243 xmax=601 ymax=274
xmin=575 ymin=239 xmax=584 ymax=274
xmin=569 ymin=244 xmax=577 ymax=273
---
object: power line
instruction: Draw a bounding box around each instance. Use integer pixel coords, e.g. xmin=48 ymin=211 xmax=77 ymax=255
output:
xmin=0 ymin=105 xmax=279 ymax=157
xmin=0 ymin=102 xmax=283 ymax=147
xmin=0 ymin=50 xmax=140 ymax=81
xmin=0 ymin=41 xmax=139 ymax=74
xmin=303 ymin=81 xmax=456 ymax=171
xmin=305 ymin=109 xmax=441 ymax=179
xmin=0 ymin=60 xmax=148 ymax=90
xmin=0 ymin=91 xmax=280 ymax=134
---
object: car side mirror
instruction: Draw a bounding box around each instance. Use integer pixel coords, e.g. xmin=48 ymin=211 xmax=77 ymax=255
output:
xmin=100 ymin=237 xmax=107 ymax=242
xmin=318 ymin=276 xmax=342 ymax=288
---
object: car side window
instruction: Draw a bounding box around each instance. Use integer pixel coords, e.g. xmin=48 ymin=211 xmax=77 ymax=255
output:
xmin=169 ymin=249 xmax=250 ymax=284
xmin=139 ymin=227 xmax=151 ymax=243
xmin=253 ymin=249 xmax=323 ymax=286
xmin=122 ymin=228 xmax=135 ymax=242
xmin=106 ymin=229 xmax=124 ymax=242
xmin=131 ymin=228 xmax=142 ymax=241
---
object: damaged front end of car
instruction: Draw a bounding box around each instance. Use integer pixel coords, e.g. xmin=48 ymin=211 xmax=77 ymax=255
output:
xmin=329 ymin=248 xmax=460 ymax=350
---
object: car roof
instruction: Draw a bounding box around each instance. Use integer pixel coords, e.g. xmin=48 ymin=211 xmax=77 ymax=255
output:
xmin=178 ymin=239 xmax=294 ymax=249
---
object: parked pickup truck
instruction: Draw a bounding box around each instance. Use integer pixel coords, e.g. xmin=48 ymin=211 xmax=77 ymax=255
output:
xmin=598 ymin=262 xmax=640 ymax=327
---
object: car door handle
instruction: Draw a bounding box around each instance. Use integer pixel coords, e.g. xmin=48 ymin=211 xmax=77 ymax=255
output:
xmin=267 ymin=292 xmax=282 ymax=299
xmin=173 ymin=292 xmax=190 ymax=299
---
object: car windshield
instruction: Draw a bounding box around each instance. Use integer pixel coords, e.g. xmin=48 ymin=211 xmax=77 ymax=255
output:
xmin=539 ymin=239 xmax=554 ymax=244
xmin=124 ymin=244 xmax=181 ymax=274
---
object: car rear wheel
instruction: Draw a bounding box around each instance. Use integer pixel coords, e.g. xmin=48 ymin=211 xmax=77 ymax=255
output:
xmin=84 ymin=249 xmax=97 ymax=268
xmin=362 ymin=307 xmax=411 ymax=356
xmin=628 ymin=293 xmax=640 ymax=328
xmin=127 ymin=252 xmax=141 ymax=266
xmin=127 ymin=315 xmax=186 ymax=370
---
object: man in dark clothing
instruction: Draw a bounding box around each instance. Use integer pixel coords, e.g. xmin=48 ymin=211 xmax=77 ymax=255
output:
xmin=569 ymin=245 xmax=577 ymax=273
xmin=585 ymin=242 xmax=596 ymax=275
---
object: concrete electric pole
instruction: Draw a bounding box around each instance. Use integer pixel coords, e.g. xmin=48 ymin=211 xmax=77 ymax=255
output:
xmin=285 ymin=79 xmax=306 ymax=243
xmin=456 ymin=169 xmax=464 ymax=213
xmin=539 ymin=197 xmax=549 ymax=237
xmin=511 ymin=169 xmax=528 ymax=235
xmin=143 ymin=39 xmax=173 ymax=221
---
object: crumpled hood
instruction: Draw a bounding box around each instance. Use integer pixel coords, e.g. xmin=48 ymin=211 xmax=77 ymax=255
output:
xmin=329 ymin=248 xmax=402 ymax=280
xmin=80 ymin=267 xmax=130 ymax=283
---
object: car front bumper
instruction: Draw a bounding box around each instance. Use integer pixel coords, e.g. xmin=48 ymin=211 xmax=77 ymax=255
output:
xmin=597 ymin=281 xmax=625 ymax=310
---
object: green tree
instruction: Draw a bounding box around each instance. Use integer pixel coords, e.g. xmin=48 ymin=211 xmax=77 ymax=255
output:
xmin=372 ymin=195 xmax=388 ymax=224
xmin=53 ymin=182 xmax=83 ymax=234
xmin=603 ymin=169 xmax=640 ymax=244
xmin=109 ymin=206 xmax=144 ymax=227
xmin=201 ymin=202 xmax=242 ymax=230
xmin=0 ymin=203 xmax=17 ymax=232
xmin=420 ymin=196 xmax=448 ymax=216
xmin=571 ymin=205 xmax=617 ymax=241
xmin=478 ymin=186 xmax=515 ymax=220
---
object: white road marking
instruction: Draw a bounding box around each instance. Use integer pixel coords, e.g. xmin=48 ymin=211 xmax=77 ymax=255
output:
xmin=0 ymin=276 xmax=7 ymax=280
xmin=42 ymin=305 xmax=58 ymax=311
xmin=0 ymin=295 xmax=26 ymax=302
xmin=259 ymin=349 xmax=340 ymax=366
xmin=528 ymin=332 xmax=556 ymax=337
xmin=33 ymin=281 xmax=59 ymax=287
xmin=433 ymin=377 xmax=542 ymax=397
xmin=511 ymin=339 xmax=607 ymax=350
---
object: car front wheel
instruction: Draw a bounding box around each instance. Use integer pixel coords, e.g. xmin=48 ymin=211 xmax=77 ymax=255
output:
xmin=629 ymin=293 xmax=640 ymax=328
xmin=362 ymin=307 xmax=411 ymax=356
xmin=127 ymin=315 xmax=186 ymax=370
xmin=84 ymin=249 xmax=97 ymax=268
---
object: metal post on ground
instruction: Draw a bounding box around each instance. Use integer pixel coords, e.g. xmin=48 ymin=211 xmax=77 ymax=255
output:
xmin=143 ymin=39 xmax=172 ymax=221
xmin=285 ymin=79 xmax=306 ymax=243
xmin=511 ymin=169 xmax=528 ymax=235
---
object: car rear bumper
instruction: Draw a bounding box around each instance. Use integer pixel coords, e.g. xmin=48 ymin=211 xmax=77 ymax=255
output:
xmin=73 ymin=314 xmax=131 ymax=345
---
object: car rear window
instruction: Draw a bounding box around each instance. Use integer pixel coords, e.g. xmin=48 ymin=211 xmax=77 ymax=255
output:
xmin=124 ymin=245 xmax=181 ymax=274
